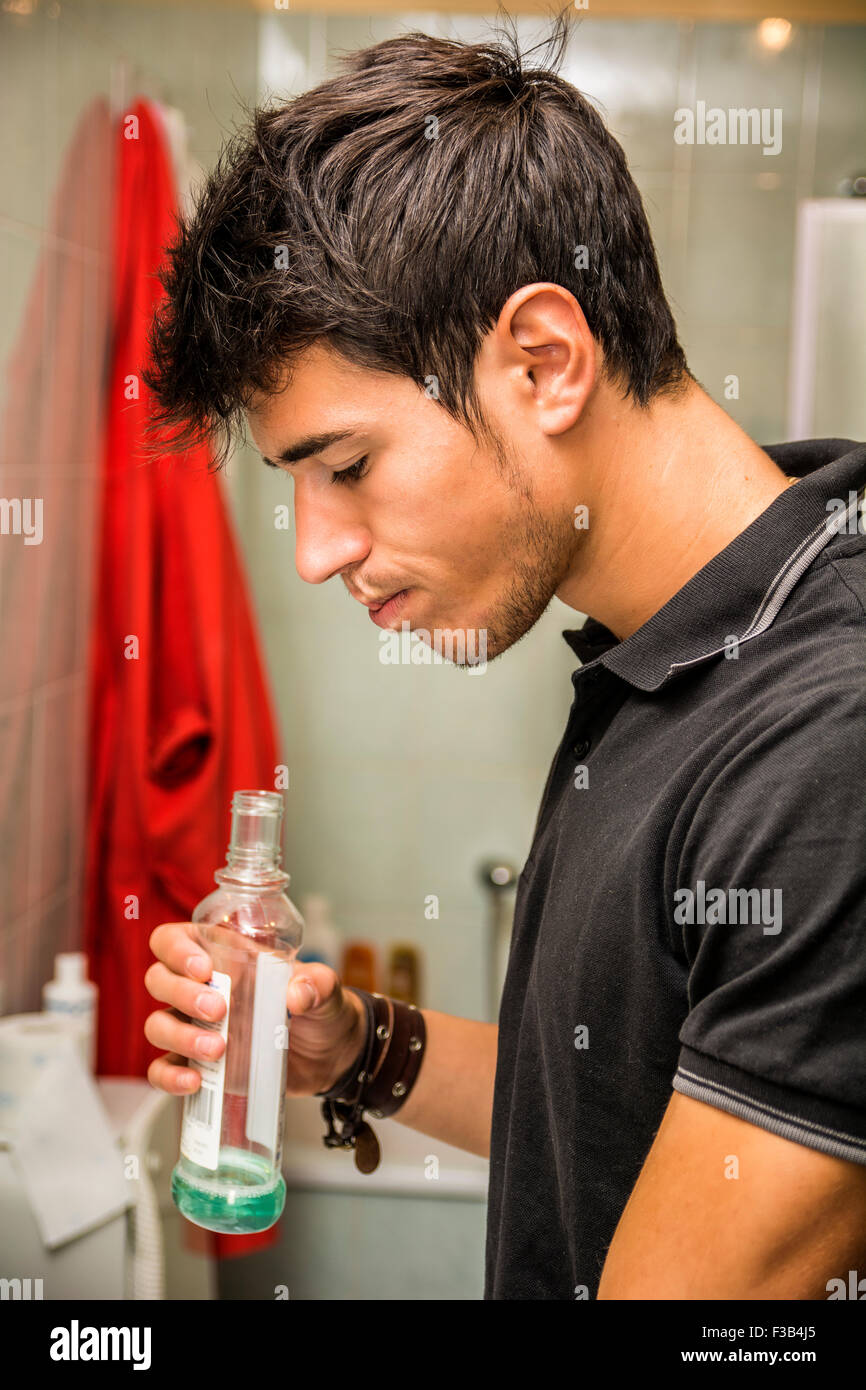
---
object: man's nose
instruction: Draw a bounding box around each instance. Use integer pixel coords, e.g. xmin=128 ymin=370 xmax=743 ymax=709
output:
xmin=293 ymin=481 xmax=371 ymax=586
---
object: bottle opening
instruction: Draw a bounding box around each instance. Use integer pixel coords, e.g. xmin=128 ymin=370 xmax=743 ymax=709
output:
xmin=227 ymin=790 xmax=285 ymax=867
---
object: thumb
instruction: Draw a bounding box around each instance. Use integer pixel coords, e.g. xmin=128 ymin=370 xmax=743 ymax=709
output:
xmin=286 ymin=961 xmax=341 ymax=1015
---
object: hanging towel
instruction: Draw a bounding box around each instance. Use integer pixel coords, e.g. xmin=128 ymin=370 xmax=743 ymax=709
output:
xmin=84 ymin=98 xmax=285 ymax=1259
xmin=0 ymin=98 xmax=113 ymax=975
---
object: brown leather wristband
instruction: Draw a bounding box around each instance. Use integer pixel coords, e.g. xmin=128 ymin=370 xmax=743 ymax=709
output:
xmin=364 ymin=996 xmax=426 ymax=1119
xmin=313 ymin=988 xmax=427 ymax=1173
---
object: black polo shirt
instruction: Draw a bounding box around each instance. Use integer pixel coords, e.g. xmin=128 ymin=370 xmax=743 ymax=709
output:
xmin=485 ymin=437 xmax=866 ymax=1301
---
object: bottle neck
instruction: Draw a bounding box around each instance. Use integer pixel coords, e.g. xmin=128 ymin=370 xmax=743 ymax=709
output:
xmin=215 ymin=857 xmax=290 ymax=890
xmin=219 ymin=791 xmax=290 ymax=888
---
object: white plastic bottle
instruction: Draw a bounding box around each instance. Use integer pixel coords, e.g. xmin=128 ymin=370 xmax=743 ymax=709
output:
xmin=42 ymin=952 xmax=98 ymax=1072
xmin=297 ymin=894 xmax=342 ymax=970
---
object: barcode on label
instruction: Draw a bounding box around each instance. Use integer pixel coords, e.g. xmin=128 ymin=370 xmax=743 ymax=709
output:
xmin=189 ymin=1082 xmax=216 ymax=1129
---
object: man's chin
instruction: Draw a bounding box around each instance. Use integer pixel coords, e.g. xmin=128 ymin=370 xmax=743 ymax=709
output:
xmin=386 ymin=595 xmax=547 ymax=668
xmin=424 ymin=622 xmax=490 ymax=669
xmin=381 ymin=615 xmax=489 ymax=670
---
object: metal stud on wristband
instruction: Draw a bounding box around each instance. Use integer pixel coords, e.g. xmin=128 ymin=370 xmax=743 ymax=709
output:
xmin=362 ymin=999 xmax=426 ymax=1120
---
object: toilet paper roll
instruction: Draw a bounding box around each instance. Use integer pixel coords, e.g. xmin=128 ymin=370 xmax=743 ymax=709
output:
xmin=0 ymin=1012 xmax=85 ymax=1141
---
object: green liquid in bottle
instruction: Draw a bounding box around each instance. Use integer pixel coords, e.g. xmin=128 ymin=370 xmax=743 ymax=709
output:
xmin=171 ymin=1147 xmax=286 ymax=1235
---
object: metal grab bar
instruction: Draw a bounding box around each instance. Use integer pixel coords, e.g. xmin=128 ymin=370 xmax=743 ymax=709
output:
xmin=478 ymin=859 xmax=518 ymax=1023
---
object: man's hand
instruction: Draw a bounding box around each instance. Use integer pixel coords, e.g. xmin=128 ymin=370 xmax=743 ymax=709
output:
xmin=597 ymin=1091 xmax=866 ymax=1299
xmin=144 ymin=922 xmax=367 ymax=1098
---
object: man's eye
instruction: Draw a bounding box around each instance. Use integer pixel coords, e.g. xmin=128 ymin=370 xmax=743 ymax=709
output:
xmin=331 ymin=455 xmax=370 ymax=486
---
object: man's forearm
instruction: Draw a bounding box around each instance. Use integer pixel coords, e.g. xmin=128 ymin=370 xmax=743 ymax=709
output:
xmin=391 ymin=1009 xmax=497 ymax=1159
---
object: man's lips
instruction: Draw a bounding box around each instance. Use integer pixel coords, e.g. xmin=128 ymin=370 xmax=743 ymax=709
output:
xmin=345 ymin=582 xmax=412 ymax=626
xmin=368 ymin=588 xmax=410 ymax=628
xmin=347 ymin=584 xmax=386 ymax=606
xmin=349 ymin=584 xmax=405 ymax=610
xmin=367 ymin=588 xmax=398 ymax=610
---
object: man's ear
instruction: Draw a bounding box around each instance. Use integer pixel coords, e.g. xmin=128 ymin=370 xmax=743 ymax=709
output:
xmin=478 ymin=281 xmax=596 ymax=439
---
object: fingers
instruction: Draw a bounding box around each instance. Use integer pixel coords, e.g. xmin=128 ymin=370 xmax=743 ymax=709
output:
xmin=287 ymin=961 xmax=345 ymax=1016
xmin=144 ymin=926 xmax=225 ymax=1098
xmin=148 ymin=922 xmax=213 ymax=984
xmin=144 ymin=960 xmax=226 ymax=1024
xmin=144 ymin=1004 xmax=226 ymax=1065
xmin=147 ymin=1051 xmax=201 ymax=1097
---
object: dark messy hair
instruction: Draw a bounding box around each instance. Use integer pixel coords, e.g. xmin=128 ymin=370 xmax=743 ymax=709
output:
xmin=144 ymin=6 xmax=692 ymax=470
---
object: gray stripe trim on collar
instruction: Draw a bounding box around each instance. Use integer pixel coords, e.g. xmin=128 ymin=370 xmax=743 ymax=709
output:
xmin=665 ymin=483 xmax=865 ymax=681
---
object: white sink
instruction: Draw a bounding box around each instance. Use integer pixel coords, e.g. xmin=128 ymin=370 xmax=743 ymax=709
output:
xmin=282 ymin=1095 xmax=489 ymax=1200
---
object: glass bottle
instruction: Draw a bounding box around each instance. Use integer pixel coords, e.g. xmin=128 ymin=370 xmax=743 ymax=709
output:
xmin=171 ymin=790 xmax=304 ymax=1234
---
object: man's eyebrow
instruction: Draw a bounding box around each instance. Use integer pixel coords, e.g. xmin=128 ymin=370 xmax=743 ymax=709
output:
xmin=261 ymin=428 xmax=358 ymax=469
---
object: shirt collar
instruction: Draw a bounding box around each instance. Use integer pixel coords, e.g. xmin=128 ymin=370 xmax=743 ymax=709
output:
xmin=562 ymin=438 xmax=866 ymax=693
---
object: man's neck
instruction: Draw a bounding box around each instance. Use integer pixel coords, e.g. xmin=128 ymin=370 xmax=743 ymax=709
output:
xmin=556 ymin=380 xmax=793 ymax=641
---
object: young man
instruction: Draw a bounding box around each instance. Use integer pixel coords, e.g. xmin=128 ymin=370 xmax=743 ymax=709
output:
xmin=143 ymin=18 xmax=866 ymax=1299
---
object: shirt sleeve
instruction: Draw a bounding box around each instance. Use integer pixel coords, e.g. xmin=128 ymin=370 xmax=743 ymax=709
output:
xmin=671 ymin=676 xmax=866 ymax=1167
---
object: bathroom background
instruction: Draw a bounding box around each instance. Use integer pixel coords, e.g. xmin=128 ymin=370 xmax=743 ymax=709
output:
xmin=0 ymin=0 xmax=864 ymax=1301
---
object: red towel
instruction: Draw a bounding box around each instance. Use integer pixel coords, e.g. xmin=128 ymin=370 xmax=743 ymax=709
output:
xmin=84 ymin=98 xmax=284 ymax=1258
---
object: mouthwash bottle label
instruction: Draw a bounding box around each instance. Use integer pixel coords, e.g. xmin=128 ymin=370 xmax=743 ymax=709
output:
xmin=245 ymin=953 xmax=292 ymax=1154
xmin=180 ymin=970 xmax=231 ymax=1172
